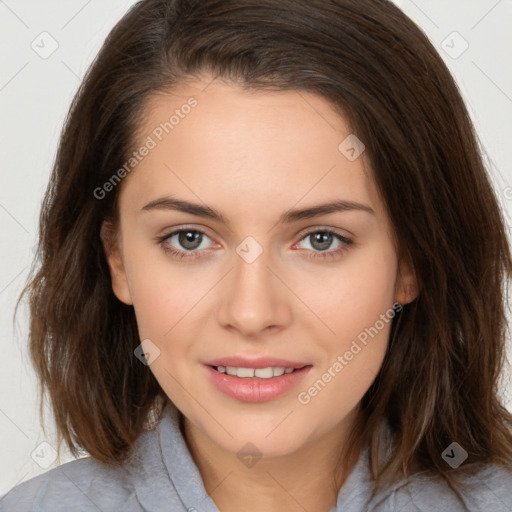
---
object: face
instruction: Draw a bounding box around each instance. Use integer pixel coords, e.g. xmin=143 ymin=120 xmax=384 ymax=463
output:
xmin=102 ymin=77 xmax=417 ymax=460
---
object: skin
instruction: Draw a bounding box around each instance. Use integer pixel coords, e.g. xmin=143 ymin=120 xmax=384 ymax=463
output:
xmin=101 ymin=76 xmax=418 ymax=512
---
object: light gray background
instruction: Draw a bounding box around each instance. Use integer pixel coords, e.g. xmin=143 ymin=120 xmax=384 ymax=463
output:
xmin=1 ymin=0 xmax=511 ymax=495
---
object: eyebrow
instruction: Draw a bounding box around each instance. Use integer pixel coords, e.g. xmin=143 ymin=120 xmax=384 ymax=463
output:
xmin=140 ymin=196 xmax=375 ymax=225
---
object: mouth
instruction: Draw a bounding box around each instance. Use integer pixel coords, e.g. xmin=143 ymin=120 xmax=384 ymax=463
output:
xmin=203 ymin=362 xmax=313 ymax=403
xmin=209 ymin=365 xmax=307 ymax=379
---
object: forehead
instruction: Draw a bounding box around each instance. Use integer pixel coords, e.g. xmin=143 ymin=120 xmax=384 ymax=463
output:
xmin=119 ymin=79 xmax=387 ymax=225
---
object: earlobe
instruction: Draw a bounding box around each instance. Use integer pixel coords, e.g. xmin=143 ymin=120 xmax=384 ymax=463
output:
xmin=100 ymin=220 xmax=133 ymax=305
xmin=394 ymin=249 xmax=419 ymax=306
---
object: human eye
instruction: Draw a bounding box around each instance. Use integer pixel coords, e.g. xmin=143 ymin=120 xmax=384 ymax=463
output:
xmin=157 ymin=227 xmax=217 ymax=260
xmin=157 ymin=226 xmax=353 ymax=262
xmin=294 ymin=228 xmax=353 ymax=261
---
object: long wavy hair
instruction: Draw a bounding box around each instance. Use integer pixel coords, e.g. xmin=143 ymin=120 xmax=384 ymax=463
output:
xmin=16 ymin=0 xmax=512 ymax=502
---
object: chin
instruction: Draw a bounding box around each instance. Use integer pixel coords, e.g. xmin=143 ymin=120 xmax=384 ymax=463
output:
xmin=207 ymin=416 xmax=309 ymax=457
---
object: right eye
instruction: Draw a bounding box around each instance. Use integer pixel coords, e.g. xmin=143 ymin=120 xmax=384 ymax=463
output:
xmin=157 ymin=228 xmax=216 ymax=260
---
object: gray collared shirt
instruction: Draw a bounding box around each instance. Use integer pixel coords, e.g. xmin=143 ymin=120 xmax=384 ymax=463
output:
xmin=1 ymin=402 xmax=511 ymax=511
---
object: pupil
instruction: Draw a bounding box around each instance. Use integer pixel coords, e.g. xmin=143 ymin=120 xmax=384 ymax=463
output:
xmin=179 ymin=230 xmax=201 ymax=250
xmin=312 ymin=232 xmax=332 ymax=251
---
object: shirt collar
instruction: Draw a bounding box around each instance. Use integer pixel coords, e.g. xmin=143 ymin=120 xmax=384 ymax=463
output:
xmin=130 ymin=400 xmax=219 ymax=511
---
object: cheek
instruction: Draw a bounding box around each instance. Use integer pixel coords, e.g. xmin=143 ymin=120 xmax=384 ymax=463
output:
xmin=303 ymin=240 xmax=398 ymax=340
xmin=297 ymin=242 xmax=397 ymax=401
xmin=122 ymin=234 xmax=215 ymax=332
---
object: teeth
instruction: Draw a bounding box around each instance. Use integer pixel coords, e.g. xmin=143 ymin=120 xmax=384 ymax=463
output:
xmin=217 ymin=366 xmax=297 ymax=378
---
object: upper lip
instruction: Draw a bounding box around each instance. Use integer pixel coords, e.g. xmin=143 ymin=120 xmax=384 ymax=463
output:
xmin=203 ymin=356 xmax=311 ymax=369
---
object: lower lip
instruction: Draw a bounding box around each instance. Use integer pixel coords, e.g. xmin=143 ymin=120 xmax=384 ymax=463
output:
xmin=204 ymin=365 xmax=312 ymax=403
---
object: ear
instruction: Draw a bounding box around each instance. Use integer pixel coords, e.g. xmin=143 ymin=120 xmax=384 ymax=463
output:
xmin=394 ymin=247 xmax=419 ymax=306
xmin=100 ymin=220 xmax=133 ymax=305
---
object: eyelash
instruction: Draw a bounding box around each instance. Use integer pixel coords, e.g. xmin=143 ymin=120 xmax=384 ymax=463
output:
xmin=157 ymin=227 xmax=353 ymax=262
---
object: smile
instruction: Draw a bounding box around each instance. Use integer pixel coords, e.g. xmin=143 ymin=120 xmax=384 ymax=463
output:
xmin=215 ymin=366 xmax=298 ymax=378
xmin=204 ymin=364 xmax=313 ymax=402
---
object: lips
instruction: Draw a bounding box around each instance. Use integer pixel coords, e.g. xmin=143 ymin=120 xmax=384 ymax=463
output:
xmin=203 ymin=356 xmax=310 ymax=369
xmin=203 ymin=359 xmax=313 ymax=402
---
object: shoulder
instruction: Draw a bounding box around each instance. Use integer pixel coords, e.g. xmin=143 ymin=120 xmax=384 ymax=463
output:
xmin=0 ymin=456 xmax=141 ymax=512
xmin=374 ymin=462 xmax=512 ymax=512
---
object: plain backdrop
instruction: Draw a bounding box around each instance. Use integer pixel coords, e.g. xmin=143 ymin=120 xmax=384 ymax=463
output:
xmin=1 ymin=0 xmax=511 ymax=495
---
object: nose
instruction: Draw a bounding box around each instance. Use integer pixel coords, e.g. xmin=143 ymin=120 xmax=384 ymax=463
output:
xmin=215 ymin=244 xmax=292 ymax=338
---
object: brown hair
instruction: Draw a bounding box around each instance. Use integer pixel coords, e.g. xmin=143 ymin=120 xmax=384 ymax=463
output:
xmin=16 ymin=0 xmax=512 ymax=503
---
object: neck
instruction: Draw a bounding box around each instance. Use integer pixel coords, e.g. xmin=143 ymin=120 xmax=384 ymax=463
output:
xmin=181 ymin=407 xmax=363 ymax=512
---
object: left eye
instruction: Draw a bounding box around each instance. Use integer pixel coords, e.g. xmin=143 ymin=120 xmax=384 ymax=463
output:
xmin=296 ymin=230 xmax=351 ymax=253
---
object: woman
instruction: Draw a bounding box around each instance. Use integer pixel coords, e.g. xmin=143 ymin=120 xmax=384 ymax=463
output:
xmin=2 ymin=0 xmax=512 ymax=510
